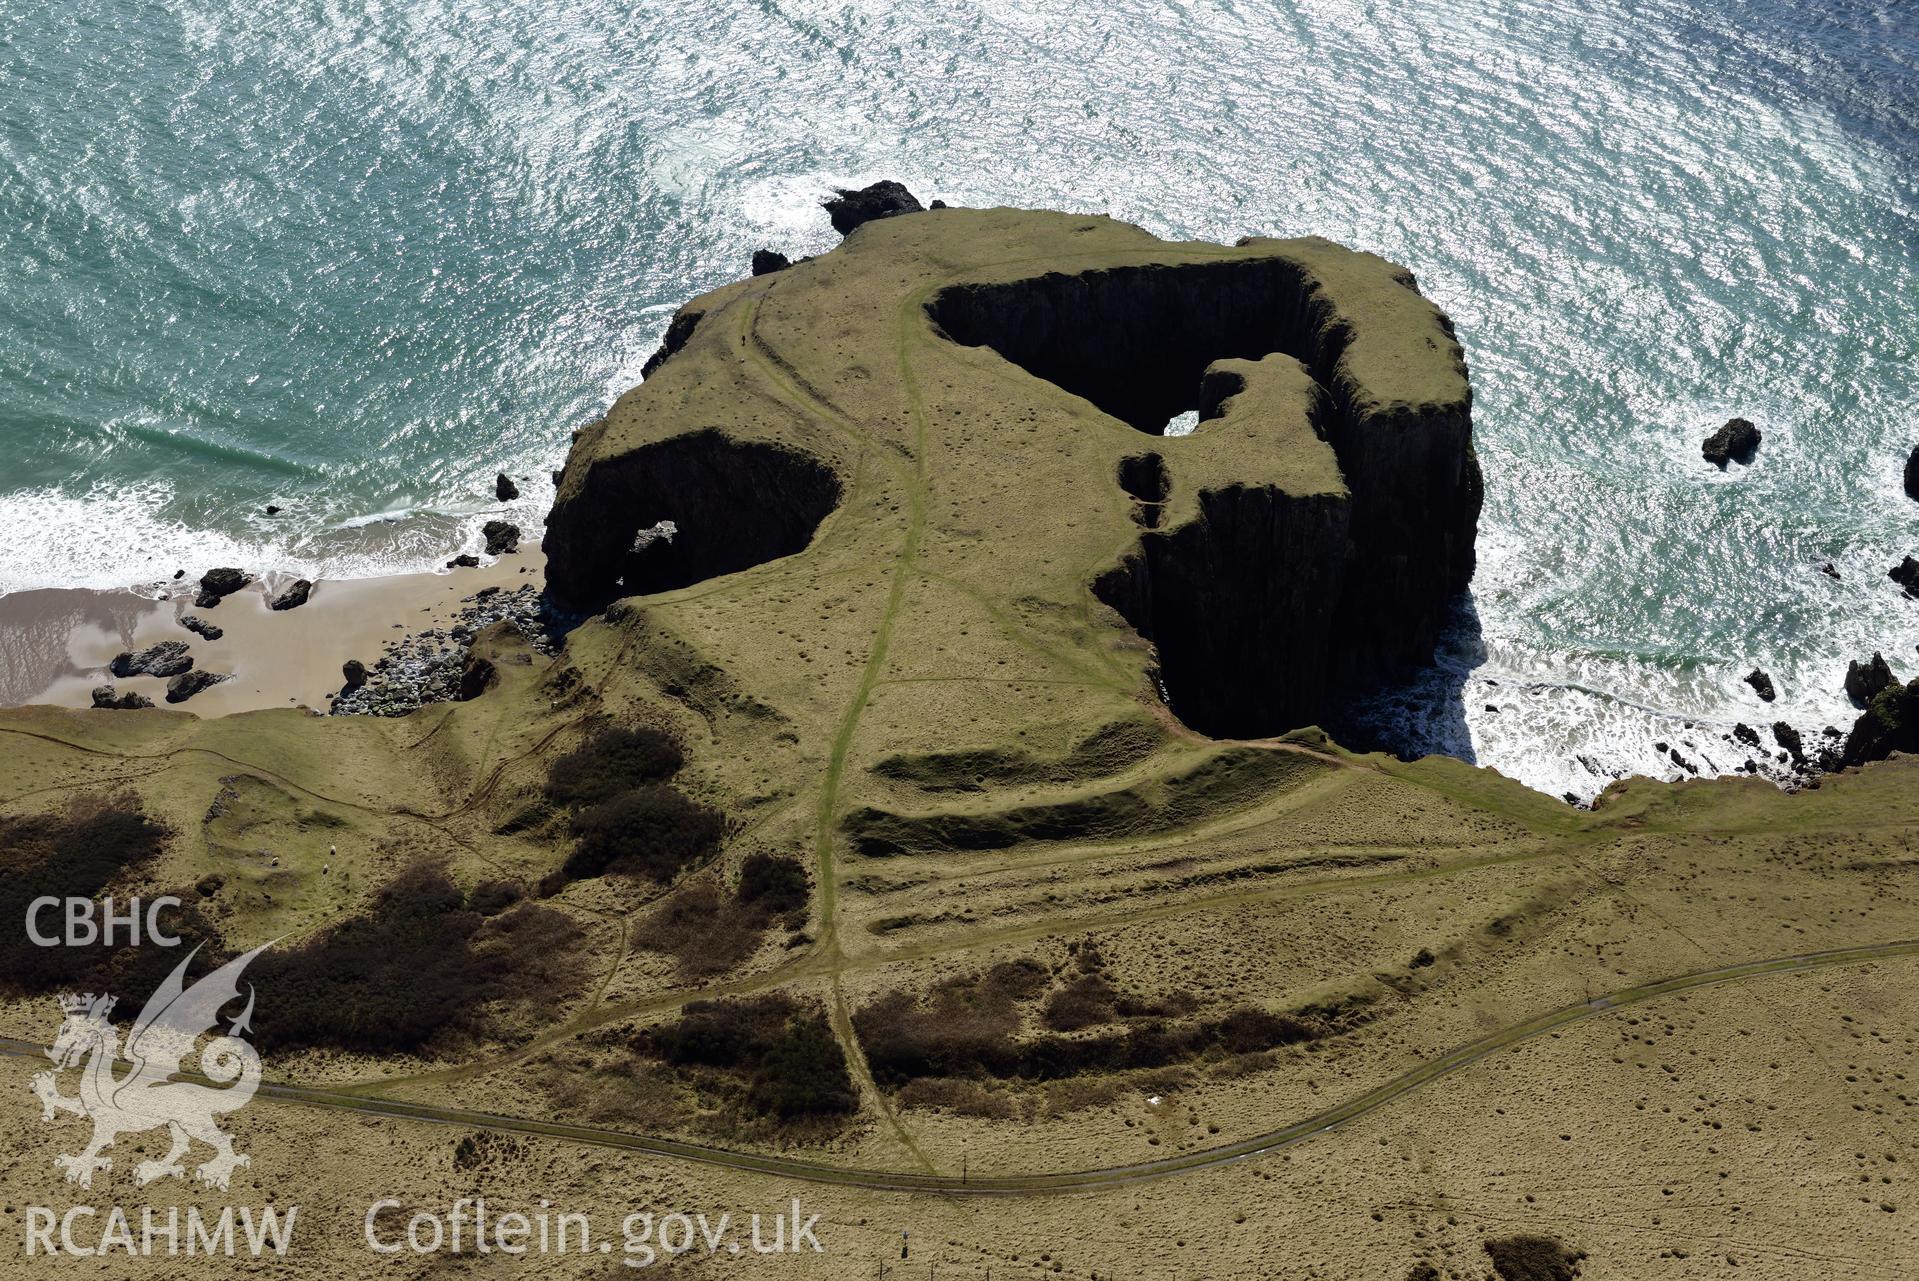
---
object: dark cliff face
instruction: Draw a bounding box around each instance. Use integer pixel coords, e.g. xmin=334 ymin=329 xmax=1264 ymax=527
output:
xmin=929 ymin=257 xmax=1480 ymax=736
xmin=1093 ymin=486 xmax=1352 ymax=738
xmin=543 ymin=429 xmax=841 ymax=609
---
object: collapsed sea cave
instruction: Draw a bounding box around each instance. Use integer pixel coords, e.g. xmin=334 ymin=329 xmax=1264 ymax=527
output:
xmin=929 ymin=255 xmax=1482 ymax=741
xmin=543 ymin=429 xmax=841 ymax=609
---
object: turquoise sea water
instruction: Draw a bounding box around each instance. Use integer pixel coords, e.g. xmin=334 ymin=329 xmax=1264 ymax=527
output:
xmin=3 ymin=0 xmax=1916 ymax=796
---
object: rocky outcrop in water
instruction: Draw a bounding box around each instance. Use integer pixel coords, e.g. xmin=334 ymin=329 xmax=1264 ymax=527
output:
xmin=1745 ymin=669 xmax=1777 ymax=702
xmin=495 ymin=473 xmax=519 ymax=501
xmin=1892 ymin=556 xmax=1919 ymax=596
xmin=1906 ymin=446 xmax=1919 ymax=501
xmin=822 ymin=180 xmax=924 ymax=235
xmin=483 ymin=520 xmax=520 ymax=555
xmin=1842 ymin=677 xmax=1919 ymax=767
xmin=1846 ymin=652 xmax=1896 ymax=706
xmin=111 ymin=641 xmax=193 ymax=679
xmin=1703 ymin=418 xmax=1760 ymax=466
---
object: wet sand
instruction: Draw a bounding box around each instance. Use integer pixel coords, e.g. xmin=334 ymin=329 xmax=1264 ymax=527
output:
xmin=0 ymin=545 xmax=545 ymax=717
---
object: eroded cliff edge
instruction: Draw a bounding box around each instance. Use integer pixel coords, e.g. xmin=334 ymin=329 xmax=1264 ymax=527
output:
xmin=545 ymin=208 xmax=1479 ymax=741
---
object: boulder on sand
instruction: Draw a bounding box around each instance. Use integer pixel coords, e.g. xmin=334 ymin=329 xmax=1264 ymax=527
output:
xmin=165 ymin=669 xmax=229 ymax=704
xmin=822 ymin=181 xmax=924 ymax=236
xmin=1702 ymin=418 xmax=1761 ymax=466
xmin=110 ymin=641 xmax=192 ymax=679
xmin=1845 ymin=652 xmax=1896 ymax=706
xmin=446 ymin=553 xmax=480 ymax=569
xmin=342 ymin=659 xmax=368 ymax=692
xmin=181 ymin=614 xmax=223 ymax=641
xmin=482 ymin=520 xmax=520 ymax=555
xmin=194 ymin=566 xmax=251 ymax=609
xmin=90 ymin=685 xmax=154 ymax=710
xmin=267 ymin=578 xmax=313 ymax=611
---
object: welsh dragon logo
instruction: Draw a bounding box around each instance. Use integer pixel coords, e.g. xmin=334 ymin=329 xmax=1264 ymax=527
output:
xmin=30 ymin=943 xmax=270 ymax=1191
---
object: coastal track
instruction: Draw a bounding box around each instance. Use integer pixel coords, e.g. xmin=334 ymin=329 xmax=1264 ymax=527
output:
xmin=6 ymin=938 xmax=1913 ymax=1196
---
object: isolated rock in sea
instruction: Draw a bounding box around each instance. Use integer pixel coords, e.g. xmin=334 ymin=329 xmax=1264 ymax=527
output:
xmin=446 ymin=553 xmax=480 ymax=569
xmin=1841 ymin=677 xmax=1919 ymax=767
xmin=1731 ymin=722 xmax=1760 ymax=747
xmin=110 ymin=641 xmax=193 ymax=679
xmin=1702 ymin=417 xmax=1760 ymax=466
xmin=751 ymin=249 xmax=791 ymax=275
xmin=822 ymin=180 xmax=924 ymax=235
xmin=495 ymin=472 xmax=519 ymax=501
xmin=483 ymin=520 xmax=520 ymax=555
xmin=264 ymin=504 xmax=281 ymax=515
xmin=1892 ymin=556 xmax=1919 ymax=595
xmin=1819 ymin=561 xmax=1841 ymax=580
xmin=165 ymin=669 xmax=229 ymax=704
xmin=195 ymin=566 xmax=251 ymax=609
xmin=1845 ymin=652 xmax=1896 ymax=706
xmin=90 ymin=685 xmax=154 ymax=710
xmin=1745 ymin=669 xmax=1777 ymax=702
xmin=1906 ymin=445 xmax=1919 ymax=501
xmin=180 ymin=614 xmax=224 ymax=641
xmin=267 ymin=578 xmax=313 ymax=611
xmin=342 ymin=659 xmax=368 ymax=692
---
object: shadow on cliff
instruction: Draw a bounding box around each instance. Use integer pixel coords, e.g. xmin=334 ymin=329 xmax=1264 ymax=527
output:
xmin=1330 ymin=594 xmax=1487 ymax=766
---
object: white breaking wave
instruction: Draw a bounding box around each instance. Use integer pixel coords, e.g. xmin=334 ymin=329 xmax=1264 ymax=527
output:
xmin=0 ymin=481 xmax=543 ymax=597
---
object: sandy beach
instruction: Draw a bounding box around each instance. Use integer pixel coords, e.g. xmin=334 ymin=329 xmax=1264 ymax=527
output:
xmin=0 ymin=544 xmax=546 ymax=717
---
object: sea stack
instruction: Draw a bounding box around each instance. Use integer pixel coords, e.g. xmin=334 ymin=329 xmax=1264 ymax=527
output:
xmin=1702 ymin=418 xmax=1760 ymax=466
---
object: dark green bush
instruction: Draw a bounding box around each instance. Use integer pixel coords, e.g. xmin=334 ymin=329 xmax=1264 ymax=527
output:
xmin=0 ymin=795 xmax=178 ymax=994
xmin=736 ymin=853 xmax=810 ymax=916
xmin=564 ymin=785 xmax=724 ymax=883
xmin=638 ymin=995 xmax=856 ymax=1122
xmin=253 ymin=865 xmax=580 ymax=1053
xmin=1484 ymin=1235 xmax=1586 ymax=1281
xmin=544 ymin=726 xmax=684 ymax=807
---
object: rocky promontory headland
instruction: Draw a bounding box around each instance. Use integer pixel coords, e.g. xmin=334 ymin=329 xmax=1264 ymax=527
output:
xmin=546 ymin=204 xmax=1480 ymax=743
